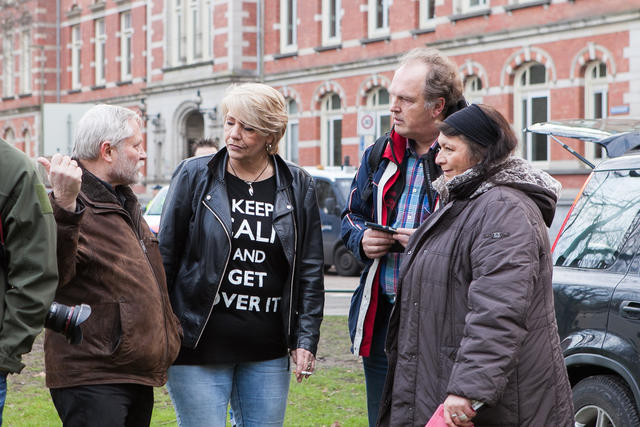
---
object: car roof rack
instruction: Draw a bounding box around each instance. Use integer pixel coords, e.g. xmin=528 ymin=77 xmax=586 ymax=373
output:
xmin=526 ymin=118 xmax=640 ymax=168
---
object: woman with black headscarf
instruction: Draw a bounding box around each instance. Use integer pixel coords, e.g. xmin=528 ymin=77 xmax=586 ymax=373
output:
xmin=378 ymin=104 xmax=574 ymax=427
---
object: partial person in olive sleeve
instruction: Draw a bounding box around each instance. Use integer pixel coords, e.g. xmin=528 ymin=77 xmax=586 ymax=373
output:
xmin=0 ymin=138 xmax=58 ymax=425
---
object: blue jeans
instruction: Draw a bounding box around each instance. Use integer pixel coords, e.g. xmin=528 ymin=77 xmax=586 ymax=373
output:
xmin=362 ymin=296 xmax=392 ymax=427
xmin=167 ymin=356 xmax=291 ymax=427
xmin=0 ymin=372 xmax=6 ymax=425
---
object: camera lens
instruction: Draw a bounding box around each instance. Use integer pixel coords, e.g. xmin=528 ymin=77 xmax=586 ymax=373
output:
xmin=45 ymin=302 xmax=91 ymax=345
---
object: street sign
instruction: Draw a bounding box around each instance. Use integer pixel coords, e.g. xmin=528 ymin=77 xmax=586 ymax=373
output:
xmin=357 ymin=111 xmax=376 ymax=136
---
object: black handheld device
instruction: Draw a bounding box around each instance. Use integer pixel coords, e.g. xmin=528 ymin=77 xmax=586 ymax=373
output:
xmin=364 ymin=221 xmax=397 ymax=234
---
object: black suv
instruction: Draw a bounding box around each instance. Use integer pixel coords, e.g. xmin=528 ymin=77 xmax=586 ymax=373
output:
xmin=528 ymin=119 xmax=640 ymax=426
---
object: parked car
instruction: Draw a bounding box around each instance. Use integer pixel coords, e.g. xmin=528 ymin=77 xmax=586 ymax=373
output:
xmin=527 ymin=118 xmax=640 ymax=426
xmin=305 ymin=166 xmax=363 ymax=276
xmin=143 ymin=185 xmax=169 ymax=235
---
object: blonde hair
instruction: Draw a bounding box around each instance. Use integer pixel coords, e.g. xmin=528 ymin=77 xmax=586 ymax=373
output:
xmin=220 ymin=83 xmax=288 ymax=154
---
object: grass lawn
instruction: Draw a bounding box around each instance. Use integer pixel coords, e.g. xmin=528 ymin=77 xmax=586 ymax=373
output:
xmin=4 ymin=316 xmax=367 ymax=427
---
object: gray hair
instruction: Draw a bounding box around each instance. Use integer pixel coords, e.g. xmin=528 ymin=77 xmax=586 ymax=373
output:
xmin=400 ymin=47 xmax=463 ymax=114
xmin=72 ymin=104 xmax=141 ymax=160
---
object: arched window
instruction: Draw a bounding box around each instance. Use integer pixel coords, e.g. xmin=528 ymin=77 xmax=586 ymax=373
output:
xmin=585 ymin=61 xmax=608 ymax=160
xmin=515 ymin=63 xmax=549 ymax=162
xmin=363 ymin=87 xmax=390 ymax=149
xmin=283 ymin=98 xmax=299 ymax=164
xmin=464 ymin=75 xmax=483 ymax=105
xmin=321 ymin=93 xmax=342 ymax=166
xmin=23 ymin=128 xmax=32 ymax=157
xmin=185 ymin=111 xmax=204 ymax=158
xmin=4 ymin=128 xmax=15 ymax=147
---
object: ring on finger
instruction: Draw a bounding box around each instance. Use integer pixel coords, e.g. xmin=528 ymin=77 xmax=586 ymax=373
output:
xmin=458 ymin=414 xmax=468 ymax=422
xmin=451 ymin=413 xmax=458 ymax=418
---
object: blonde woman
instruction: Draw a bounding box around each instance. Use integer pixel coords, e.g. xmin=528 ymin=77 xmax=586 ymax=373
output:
xmin=159 ymin=83 xmax=324 ymax=426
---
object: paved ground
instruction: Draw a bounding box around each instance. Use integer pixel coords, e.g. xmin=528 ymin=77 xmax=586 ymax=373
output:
xmin=324 ymin=269 xmax=359 ymax=316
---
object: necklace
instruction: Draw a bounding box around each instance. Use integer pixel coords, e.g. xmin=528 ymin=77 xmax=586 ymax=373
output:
xmin=228 ymin=159 xmax=270 ymax=196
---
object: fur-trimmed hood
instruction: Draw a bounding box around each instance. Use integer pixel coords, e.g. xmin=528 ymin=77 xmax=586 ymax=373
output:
xmin=433 ymin=156 xmax=561 ymax=226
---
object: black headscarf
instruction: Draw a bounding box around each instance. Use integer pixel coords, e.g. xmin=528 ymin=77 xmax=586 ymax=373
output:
xmin=443 ymin=104 xmax=499 ymax=147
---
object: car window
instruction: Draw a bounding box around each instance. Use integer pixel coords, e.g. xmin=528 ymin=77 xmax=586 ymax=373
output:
xmin=146 ymin=186 xmax=169 ymax=215
xmin=554 ymin=169 xmax=640 ymax=270
xmin=335 ymin=178 xmax=352 ymax=202
xmin=315 ymin=180 xmax=335 ymax=214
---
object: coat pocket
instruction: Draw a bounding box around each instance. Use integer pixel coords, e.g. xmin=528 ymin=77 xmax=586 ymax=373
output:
xmin=80 ymin=302 xmax=122 ymax=357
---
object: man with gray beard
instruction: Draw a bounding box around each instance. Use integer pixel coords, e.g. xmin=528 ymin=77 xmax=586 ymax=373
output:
xmin=38 ymin=104 xmax=182 ymax=427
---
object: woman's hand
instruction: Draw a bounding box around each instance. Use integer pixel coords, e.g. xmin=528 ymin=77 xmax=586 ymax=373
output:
xmin=290 ymin=348 xmax=315 ymax=383
xmin=443 ymin=394 xmax=476 ymax=427
xmin=392 ymin=227 xmax=416 ymax=248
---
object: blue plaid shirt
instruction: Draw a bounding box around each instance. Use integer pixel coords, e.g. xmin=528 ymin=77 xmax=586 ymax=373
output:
xmin=379 ymin=142 xmax=433 ymax=301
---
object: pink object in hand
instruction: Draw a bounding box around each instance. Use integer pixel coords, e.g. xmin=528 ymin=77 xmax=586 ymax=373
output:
xmin=425 ymin=404 xmax=447 ymax=427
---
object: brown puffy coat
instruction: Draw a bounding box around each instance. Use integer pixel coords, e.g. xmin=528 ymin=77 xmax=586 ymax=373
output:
xmin=379 ymin=158 xmax=574 ymax=426
xmin=45 ymin=168 xmax=182 ymax=388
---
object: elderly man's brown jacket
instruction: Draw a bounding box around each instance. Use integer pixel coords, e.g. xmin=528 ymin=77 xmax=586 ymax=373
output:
xmin=45 ymin=168 xmax=182 ymax=388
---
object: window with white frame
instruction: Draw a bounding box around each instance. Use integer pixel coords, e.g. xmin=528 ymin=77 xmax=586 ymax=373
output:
xmin=585 ymin=61 xmax=608 ymax=160
xmin=4 ymin=128 xmax=15 ymax=147
xmin=95 ymin=19 xmax=106 ymax=85
xmin=419 ymin=0 xmax=435 ymax=27
xmin=464 ymin=75 xmax=483 ymax=104
xmin=120 ymin=12 xmax=132 ymax=80
xmin=190 ymin=0 xmax=202 ymax=59
xmin=321 ymin=93 xmax=342 ymax=166
xmin=322 ymin=0 xmax=341 ymax=46
xmin=515 ymin=63 xmax=549 ymax=162
xmin=168 ymin=0 xmax=212 ymax=66
xmin=368 ymin=0 xmax=389 ymax=38
xmin=362 ymin=87 xmax=391 ymax=150
xmin=23 ymin=128 xmax=31 ymax=157
xmin=280 ymin=0 xmax=297 ymax=53
xmin=71 ymin=25 xmax=82 ymax=89
xmin=175 ymin=0 xmax=184 ymax=62
xmin=20 ymin=29 xmax=31 ymax=94
xmin=283 ymin=98 xmax=300 ymax=164
xmin=457 ymin=0 xmax=489 ymax=14
xmin=2 ymin=33 xmax=14 ymax=97
xmin=367 ymin=87 xmax=391 ymax=139
xmin=508 ymin=0 xmax=540 ymax=6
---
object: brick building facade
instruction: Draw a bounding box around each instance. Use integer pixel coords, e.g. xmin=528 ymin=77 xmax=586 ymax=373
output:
xmin=1 ymin=0 xmax=639 ymax=195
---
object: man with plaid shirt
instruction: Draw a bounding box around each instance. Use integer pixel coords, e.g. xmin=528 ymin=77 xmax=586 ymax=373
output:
xmin=341 ymin=47 xmax=466 ymax=427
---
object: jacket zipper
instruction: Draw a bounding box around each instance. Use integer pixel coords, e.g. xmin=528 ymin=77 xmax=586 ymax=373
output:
xmin=288 ymin=211 xmax=297 ymax=338
xmin=138 ymin=237 xmax=172 ymax=366
xmin=97 ymin=199 xmax=173 ymax=368
xmin=195 ymin=200 xmax=232 ymax=348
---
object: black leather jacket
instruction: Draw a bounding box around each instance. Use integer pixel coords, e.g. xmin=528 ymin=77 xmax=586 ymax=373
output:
xmin=159 ymin=148 xmax=324 ymax=355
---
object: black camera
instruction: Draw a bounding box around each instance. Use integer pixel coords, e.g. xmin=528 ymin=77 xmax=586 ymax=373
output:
xmin=44 ymin=302 xmax=91 ymax=345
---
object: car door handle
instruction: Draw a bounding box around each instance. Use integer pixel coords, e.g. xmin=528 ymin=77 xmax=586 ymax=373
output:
xmin=621 ymin=301 xmax=640 ymax=318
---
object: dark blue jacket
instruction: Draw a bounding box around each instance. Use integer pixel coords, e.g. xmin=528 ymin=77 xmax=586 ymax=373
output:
xmin=341 ymin=129 xmax=439 ymax=356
